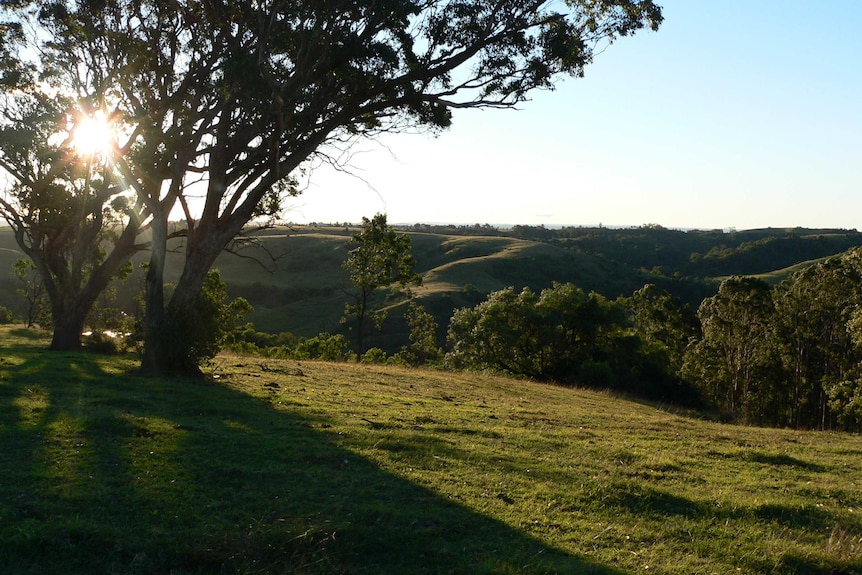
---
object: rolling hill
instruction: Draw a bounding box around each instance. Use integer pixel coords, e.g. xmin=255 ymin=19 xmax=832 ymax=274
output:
xmin=3 ymin=225 xmax=862 ymax=350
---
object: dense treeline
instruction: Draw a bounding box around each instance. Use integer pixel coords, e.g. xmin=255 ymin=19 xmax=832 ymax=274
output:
xmin=445 ymin=282 xmax=701 ymax=405
xmin=506 ymin=224 xmax=862 ymax=278
xmin=445 ymin=249 xmax=862 ymax=431
xmin=684 ymin=249 xmax=862 ymax=430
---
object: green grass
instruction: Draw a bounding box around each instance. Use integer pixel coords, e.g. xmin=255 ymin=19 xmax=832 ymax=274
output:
xmin=747 ymin=256 xmax=835 ymax=285
xmin=2 ymin=326 xmax=861 ymax=574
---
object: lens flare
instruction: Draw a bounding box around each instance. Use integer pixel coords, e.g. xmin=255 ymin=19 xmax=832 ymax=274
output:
xmin=71 ymin=110 xmax=115 ymax=159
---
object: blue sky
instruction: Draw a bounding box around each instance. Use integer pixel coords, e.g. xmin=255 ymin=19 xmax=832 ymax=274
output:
xmin=291 ymin=1 xmax=862 ymax=230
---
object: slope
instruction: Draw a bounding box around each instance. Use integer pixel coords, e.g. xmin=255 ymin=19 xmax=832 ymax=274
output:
xmin=1 ymin=326 xmax=860 ymax=574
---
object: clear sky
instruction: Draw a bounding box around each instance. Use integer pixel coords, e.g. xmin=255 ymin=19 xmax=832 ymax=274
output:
xmin=288 ymin=1 xmax=862 ymax=231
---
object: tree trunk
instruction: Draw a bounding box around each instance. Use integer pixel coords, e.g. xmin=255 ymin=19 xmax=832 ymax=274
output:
xmin=140 ymin=214 xmax=168 ymax=376
xmin=140 ymin=219 xmax=229 ymax=376
xmin=48 ymin=291 xmax=87 ymax=351
xmin=50 ymin=313 xmax=86 ymax=351
xmin=47 ymin=259 xmax=131 ymax=352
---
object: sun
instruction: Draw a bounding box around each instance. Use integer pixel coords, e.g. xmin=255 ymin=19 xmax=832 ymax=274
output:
xmin=71 ymin=110 xmax=116 ymax=159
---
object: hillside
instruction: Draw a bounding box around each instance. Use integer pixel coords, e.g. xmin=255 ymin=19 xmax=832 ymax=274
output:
xmin=2 ymin=225 xmax=862 ymax=348
xmin=1 ymin=326 xmax=860 ymax=574
xmin=220 ymin=228 xmax=665 ymax=340
xmin=171 ymin=225 xmax=862 ymax=347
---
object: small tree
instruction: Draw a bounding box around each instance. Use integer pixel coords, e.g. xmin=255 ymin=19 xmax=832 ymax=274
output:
xmin=400 ymin=301 xmax=442 ymax=365
xmin=13 ymin=259 xmax=48 ymax=328
xmin=342 ymin=214 xmax=420 ymax=355
xmin=0 ymin=305 xmax=14 ymax=324
xmin=146 ymin=270 xmax=253 ymax=376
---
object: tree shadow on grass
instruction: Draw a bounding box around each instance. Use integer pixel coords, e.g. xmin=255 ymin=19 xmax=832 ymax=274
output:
xmin=746 ymin=451 xmax=827 ymax=473
xmin=0 ymin=350 xmax=621 ymax=575
xmin=601 ymin=481 xmax=861 ymax=575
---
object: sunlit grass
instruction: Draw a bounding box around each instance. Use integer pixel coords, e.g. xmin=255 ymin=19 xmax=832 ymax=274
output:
xmin=1 ymin=326 xmax=861 ymax=574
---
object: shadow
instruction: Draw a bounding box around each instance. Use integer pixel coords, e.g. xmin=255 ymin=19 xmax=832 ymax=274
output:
xmin=752 ymin=503 xmax=835 ymax=531
xmin=772 ymin=553 xmax=858 ymax=575
xmin=0 ymin=349 xmax=623 ymax=575
xmin=598 ymin=481 xmax=860 ymax=574
xmin=3 ymin=327 xmax=52 ymax=350
xmin=604 ymin=481 xmax=840 ymax=534
xmin=602 ymin=482 xmax=706 ymax=520
xmin=747 ymin=451 xmax=827 ymax=473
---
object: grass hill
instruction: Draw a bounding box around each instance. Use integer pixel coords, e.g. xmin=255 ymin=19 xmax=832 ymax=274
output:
xmin=2 ymin=225 xmax=862 ymax=349
xmin=187 ymin=225 xmax=862 ymax=348
xmin=1 ymin=326 xmax=860 ymax=574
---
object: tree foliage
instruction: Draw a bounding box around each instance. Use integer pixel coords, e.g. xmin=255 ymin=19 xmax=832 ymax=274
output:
xmin=401 ymin=301 xmax=442 ymax=365
xmin=622 ymin=283 xmax=700 ymax=372
xmin=446 ymin=282 xmax=694 ymax=402
xmin=342 ymin=213 xmax=420 ymax=354
xmin=680 ymin=249 xmax=862 ymax=429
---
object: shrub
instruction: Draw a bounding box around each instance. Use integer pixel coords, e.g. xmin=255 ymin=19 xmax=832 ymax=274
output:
xmin=361 ymin=347 xmax=388 ymax=364
xmin=293 ymin=333 xmax=349 ymax=361
xmin=156 ymin=270 xmax=253 ymax=372
xmin=0 ymin=305 xmax=14 ymax=324
xmin=83 ymin=331 xmax=123 ymax=355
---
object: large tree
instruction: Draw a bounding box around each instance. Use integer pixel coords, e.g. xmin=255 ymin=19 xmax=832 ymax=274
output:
xmin=4 ymin=0 xmax=663 ymax=373
xmin=683 ymin=277 xmax=778 ymax=422
xmin=0 ymin=17 xmax=146 ymax=350
xmin=0 ymin=2 xmax=213 ymax=351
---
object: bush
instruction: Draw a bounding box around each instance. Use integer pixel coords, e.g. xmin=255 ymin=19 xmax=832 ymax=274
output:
xmin=156 ymin=270 xmax=253 ymax=372
xmin=361 ymin=347 xmax=388 ymax=364
xmin=236 ymin=325 xmax=297 ymax=349
xmin=293 ymin=333 xmax=349 ymax=361
xmin=83 ymin=331 xmax=123 ymax=355
xmin=827 ymin=378 xmax=862 ymax=431
xmin=0 ymin=305 xmax=15 ymax=324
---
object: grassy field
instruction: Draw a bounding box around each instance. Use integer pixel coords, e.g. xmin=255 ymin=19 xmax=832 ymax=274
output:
xmin=1 ymin=326 xmax=860 ymax=574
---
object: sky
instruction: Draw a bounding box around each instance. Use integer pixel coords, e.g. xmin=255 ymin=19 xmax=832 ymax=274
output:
xmin=287 ymin=1 xmax=862 ymax=231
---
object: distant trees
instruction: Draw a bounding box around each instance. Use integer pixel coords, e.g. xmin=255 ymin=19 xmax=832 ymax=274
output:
xmin=447 ymin=282 xmax=696 ymax=402
xmin=342 ymin=214 xmax=420 ymax=355
xmin=680 ymin=249 xmax=862 ymax=430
